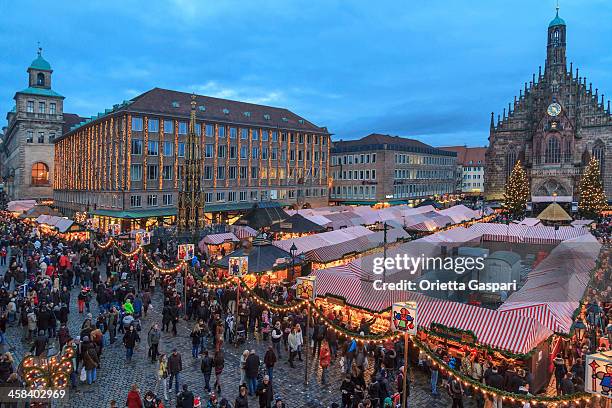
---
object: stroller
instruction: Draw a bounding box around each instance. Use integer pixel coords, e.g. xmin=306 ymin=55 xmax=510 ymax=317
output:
xmin=234 ymin=321 xmax=246 ymax=347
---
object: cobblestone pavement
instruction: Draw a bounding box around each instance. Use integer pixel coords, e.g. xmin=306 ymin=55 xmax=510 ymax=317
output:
xmin=1 ymin=265 xmax=473 ymax=408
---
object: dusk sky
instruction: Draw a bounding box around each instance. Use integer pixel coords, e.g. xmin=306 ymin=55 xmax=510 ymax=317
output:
xmin=1 ymin=0 xmax=611 ymax=147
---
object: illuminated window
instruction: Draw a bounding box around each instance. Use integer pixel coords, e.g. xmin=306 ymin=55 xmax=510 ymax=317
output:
xmin=31 ymin=162 xmax=49 ymax=186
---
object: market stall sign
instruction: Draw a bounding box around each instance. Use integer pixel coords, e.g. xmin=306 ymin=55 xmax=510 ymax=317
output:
xmin=429 ymin=323 xmax=477 ymax=344
xmin=586 ymin=350 xmax=612 ymax=398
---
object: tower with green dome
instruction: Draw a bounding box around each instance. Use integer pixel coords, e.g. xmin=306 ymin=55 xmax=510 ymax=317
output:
xmin=2 ymin=47 xmax=83 ymax=201
xmin=545 ymin=6 xmax=567 ymax=79
xmin=27 ymin=47 xmax=54 ymax=90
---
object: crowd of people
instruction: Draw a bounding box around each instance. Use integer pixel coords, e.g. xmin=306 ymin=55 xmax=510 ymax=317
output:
xmin=0 ymin=210 xmax=609 ymax=408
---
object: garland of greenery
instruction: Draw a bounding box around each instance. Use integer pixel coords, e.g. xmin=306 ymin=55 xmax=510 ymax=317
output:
xmin=412 ymin=336 xmax=593 ymax=405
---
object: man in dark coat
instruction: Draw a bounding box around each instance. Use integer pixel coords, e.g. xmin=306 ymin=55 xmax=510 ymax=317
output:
xmin=122 ymin=325 xmax=140 ymax=363
xmin=256 ymin=375 xmax=273 ymax=408
xmin=176 ymin=384 xmax=194 ymax=408
xmin=245 ymin=349 xmax=260 ymax=396
xmin=200 ymin=350 xmax=213 ymax=393
xmin=168 ymin=349 xmax=183 ymax=394
xmin=30 ymin=330 xmax=48 ymax=356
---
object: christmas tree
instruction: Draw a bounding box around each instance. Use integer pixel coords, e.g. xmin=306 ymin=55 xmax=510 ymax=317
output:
xmin=503 ymin=160 xmax=530 ymax=218
xmin=578 ymin=157 xmax=607 ymax=218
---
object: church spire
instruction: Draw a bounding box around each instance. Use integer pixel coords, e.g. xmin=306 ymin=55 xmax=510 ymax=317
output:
xmin=546 ymin=3 xmax=567 ymax=79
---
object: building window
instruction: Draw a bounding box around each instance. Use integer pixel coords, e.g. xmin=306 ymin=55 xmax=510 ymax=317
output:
xmin=204 ymin=192 xmax=213 ymax=203
xmin=148 ymin=119 xmax=159 ymax=132
xmin=216 ymin=192 xmax=226 ymax=202
xmin=240 ymin=166 xmax=248 ymax=179
xmin=545 ymin=137 xmax=561 ymax=163
xmin=230 ymin=127 xmax=237 ymax=139
xmin=36 ymin=73 xmax=45 ymax=86
xmin=147 ymin=141 xmax=159 ymax=156
xmin=31 ymin=162 xmax=49 ymax=186
xmin=164 ymin=121 xmax=174 ymax=133
xmin=162 ymin=194 xmax=173 ymax=206
xmin=178 ymin=142 xmax=185 ymax=157
xmin=241 ymin=128 xmax=248 ymax=140
xmin=147 ymin=194 xmax=158 ymax=206
xmin=593 ymin=141 xmax=606 ymax=174
xmin=218 ymin=126 xmax=226 ymax=138
xmin=262 ymin=147 xmax=268 ymax=160
xmin=228 ymin=191 xmax=237 ymax=202
xmin=178 ymin=122 xmax=188 ymax=134
xmin=162 ymin=165 xmax=173 ymax=180
xmin=48 ymin=132 xmax=55 ymax=143
xmin=204 ymin=166 xmax=212 ymax=180
xmin=230 ymin=145 xmax=237 ymax=159
xmin=271 ymin=148 xmax=278 ymax=160
xmin=38 ymin=132 xmax=45 ymax=144
xmin=206 ymin=124 xmax=214 ymax=137
xmin=27 ymin=101 xmax=34 ymax=113
xmin=240 ymin=146 xmax=248 ymax=159
xmin=229 ymin=166 xmax=237 ymax=179
xmin=251 ymin=167 xmax=258 ymax=179
xmin=217 ymin=166 xmax=225 ymax=179
xmin=38 ymin=102 xmax=45 ymax=114
xmin=147 ymin=165 xmax=158 ymax=180
xmin=131 ymin=117 xmax=143 ymax=131
xmin=272 ymin=131 xmax=278 ymax=142
xmin=131 ymin=139 xmax=143 ymax=155
xmin=204 ymin=144 xmax=214 ymax=158
xmin=262 ymin=130 xmax=269 ymax=141
xmin=25 ymin=130 xmax=33 ymax=143
xmin=218 ymin=145 xmax=226 ymax=158
xmin=130 ymin=164 xmax=142 ymax=181
xmin=163 ymin=141 xmax=173 ymax=156
xmin=130 ymin=195 xmax=142 ymax=208
xmin=49 ymin=103 xmax=56 ymax=114
xmin=252 ymin=129 xmax=259 ymax=140
xmin=251 ymin=147 xmax=259 ymax=159
xmin=195 ymin=123 xmax=201 ymax=135
xmin=239 ymin=191 xmax=247 ymax=201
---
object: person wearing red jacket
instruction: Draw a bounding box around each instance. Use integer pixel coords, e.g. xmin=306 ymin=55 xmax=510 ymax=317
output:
xmin=126 ymin=384 xmax=143 ymax=408
xmin=319 ymin=340 xmax=332 ymax=385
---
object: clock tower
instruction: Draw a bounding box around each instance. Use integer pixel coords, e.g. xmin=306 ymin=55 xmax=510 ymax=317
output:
xmin=484 ymin=8 xmax=612 ymax=210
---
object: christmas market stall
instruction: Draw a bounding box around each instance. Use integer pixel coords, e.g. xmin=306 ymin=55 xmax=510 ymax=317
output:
xmin=268 ymin=212 xmax=326 ymax=239
xmin=198 ymin=232 xmax=240 ymax=259
xmin=234 ymin=203 xmax=289 ymax=230
xmin=7 ymin=199 xmax=36 ymax=216
xmin=215 ymin=234 xmax=303 ymax=286
xmin=308 ymin=225 xmax=602 ymax=393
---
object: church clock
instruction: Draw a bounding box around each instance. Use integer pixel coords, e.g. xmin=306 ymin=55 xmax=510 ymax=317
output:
xmin=547 ymin=102 xmax=561 ymax=117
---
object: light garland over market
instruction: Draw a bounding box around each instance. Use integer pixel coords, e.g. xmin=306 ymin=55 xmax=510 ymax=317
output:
xmin=90 ymin=235 xmax=608 ymax=405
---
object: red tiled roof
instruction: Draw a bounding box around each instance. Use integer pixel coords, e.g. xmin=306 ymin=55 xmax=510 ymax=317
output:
xmin=62 ymin=113 xmax=86 ymax=135
xmin=440 ymin=146 xmax=486 ymax=166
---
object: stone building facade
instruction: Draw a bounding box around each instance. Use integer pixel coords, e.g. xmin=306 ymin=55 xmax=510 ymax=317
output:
xmin=329 ymin=133 xmax=456 ymax=205
xmin=1 ymin=50 xmax=82 ymax=201
xmin=440 ymin=146 xmax=486 ymax=196
xmin=485 ymin=10 xmax=612 ymax=207
xmin=53 ymin=88 xmax=330 ymax=231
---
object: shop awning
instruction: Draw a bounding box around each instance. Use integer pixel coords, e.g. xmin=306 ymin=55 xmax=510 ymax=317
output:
xmin=231 ymin=225 xmax=258 ymax=239
xmin=201 ymin=232 xmax=240 ymax=245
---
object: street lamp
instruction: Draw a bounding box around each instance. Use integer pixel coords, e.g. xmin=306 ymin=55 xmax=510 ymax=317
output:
xmin=289 ymin=242 xmax=297 ymax=282
xmin=572 ymin=319 xmax=587 ymax=342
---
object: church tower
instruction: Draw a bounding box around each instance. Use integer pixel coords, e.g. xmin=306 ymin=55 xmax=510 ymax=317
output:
xmin=545 ymin=6 xmax=567 ymax=80
xmin=485 ymin=8 xmax=612 ymax=208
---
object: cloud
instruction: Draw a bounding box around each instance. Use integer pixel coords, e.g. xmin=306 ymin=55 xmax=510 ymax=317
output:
xmin=188 ymin=81 xmax=285 ymax=105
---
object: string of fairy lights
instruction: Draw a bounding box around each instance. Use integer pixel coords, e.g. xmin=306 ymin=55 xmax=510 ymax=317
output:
xmin=86 ymin=238 xmax=602 ymax=405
